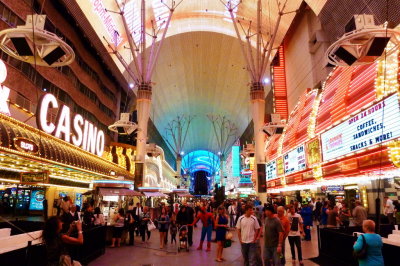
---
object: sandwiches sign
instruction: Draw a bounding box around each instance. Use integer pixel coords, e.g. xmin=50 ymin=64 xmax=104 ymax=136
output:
xmin=321 ymin=94 xmax=400 ymax=161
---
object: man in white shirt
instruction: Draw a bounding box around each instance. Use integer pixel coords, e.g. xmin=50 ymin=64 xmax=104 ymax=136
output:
xmin=228 ymin=201 xmax=237 ymax=228
xmin=287 ymin=205 xmax=305 ymax=265
xmin=384 ymin=196 xmax=395 ymax=225
xmin=236 ymin=204 xmax=261 ymax=266
xmin=133 ymin=203 xmax=143 ymax=236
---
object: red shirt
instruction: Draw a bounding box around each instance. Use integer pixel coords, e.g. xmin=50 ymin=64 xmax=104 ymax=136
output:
xmin=276 ymin=214 xmax=290 ymax=237
xmin=195 ymin=212 xmax=214 ymax=227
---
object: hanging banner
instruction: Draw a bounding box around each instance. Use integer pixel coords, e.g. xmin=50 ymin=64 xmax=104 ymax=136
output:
xmin=321 ymin=94 xmax=400 ymax=161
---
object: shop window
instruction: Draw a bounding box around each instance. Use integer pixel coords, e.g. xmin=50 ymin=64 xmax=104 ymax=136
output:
xmin=0 ymin=50 xmax=8 ymax=61
xmin=35 ymin=75 xmax=43 ymax=89
xmin=8 ymin=56 xmax=21 ymax=69
xmin=15 ymin=93 xmax=31 ymax=112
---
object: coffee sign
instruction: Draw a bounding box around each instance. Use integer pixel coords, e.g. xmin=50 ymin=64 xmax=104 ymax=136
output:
xmin=321 ymin=94 xmax=400 ymax=161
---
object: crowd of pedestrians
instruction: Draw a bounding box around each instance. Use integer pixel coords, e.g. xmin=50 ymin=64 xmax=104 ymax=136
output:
xmin=42 ymin=194 xmax=388 ymax=266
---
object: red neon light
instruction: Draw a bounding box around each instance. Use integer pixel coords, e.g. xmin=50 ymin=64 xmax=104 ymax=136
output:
xmin=316 ymin=62 xmax=378 ymax=135
xmin=266 ymin=134 xmax=281 ymax=160
xmin=272 ymin=46 xmax=289 ymax=121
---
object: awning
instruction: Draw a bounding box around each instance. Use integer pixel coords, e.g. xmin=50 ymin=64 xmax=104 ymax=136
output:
xmin=0 ymin=113 xmax=133 ymax=179
xmin=143 ymin=192 xmax=168 ymax=197
xmin=177 ymin=193 xmax=193 ymax=198
xmin=99 ymin=188 xmax=142 ymax=196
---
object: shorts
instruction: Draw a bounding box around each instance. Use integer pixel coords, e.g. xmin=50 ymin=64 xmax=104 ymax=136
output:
xmin=113 ymin=226 xmax=124 ymax=238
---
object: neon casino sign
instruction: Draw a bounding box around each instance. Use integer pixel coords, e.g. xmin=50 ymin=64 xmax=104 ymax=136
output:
xmin=37 ymin=93 xmax=105 ymax=157
xmin=0 ymin=59 xmax=11 ymax=116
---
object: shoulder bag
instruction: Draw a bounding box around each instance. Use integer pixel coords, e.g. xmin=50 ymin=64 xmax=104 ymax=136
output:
xmin=353 ymin=234 xmax=368 ymax=259
xmin=147 ymin=219 xmax=157 ymax=231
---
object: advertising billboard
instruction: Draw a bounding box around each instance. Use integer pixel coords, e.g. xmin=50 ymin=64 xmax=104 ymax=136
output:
xmin=321 ymin=94 xmax=400 ymax=161
xmin=266 ymin=160 xmax=277 ymax=180
xmin=284 ymin=145 xmax=306 ymax=175
xmin=29 ymin=189 xmax=45 ymax=211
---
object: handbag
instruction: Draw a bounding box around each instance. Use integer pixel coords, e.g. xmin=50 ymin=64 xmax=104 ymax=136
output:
xmin=353 ymin=234 xmax=368 ymax=259
xmin=224 ymin=239 xmax=232 ymax=248
xmin=59 ymin=255 xmax=82 ymax=266
xmin=147 ymin=219 xmax=157 ymax=231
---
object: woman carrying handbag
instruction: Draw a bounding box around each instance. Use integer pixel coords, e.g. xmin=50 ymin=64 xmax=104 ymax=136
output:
xmin=353 ymin=220 xmax=383 ymax=266
xmin=140 ymin=206 xmax=153 ymax=243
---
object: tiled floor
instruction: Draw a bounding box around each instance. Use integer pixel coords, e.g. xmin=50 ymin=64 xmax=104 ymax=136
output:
xmin=89 ymin=226 xmax=320 ymax=266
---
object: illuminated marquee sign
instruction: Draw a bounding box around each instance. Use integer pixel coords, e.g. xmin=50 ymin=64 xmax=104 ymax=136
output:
xmin=90 ymin=0 xmax=122 ymax=45
xmin=14 ymin=138 xmax=39 ymax=154
xmin=0 ymin=59 xmax=10 ymax=116
xmin=21 ymin=171 xmax=49 ymax=184
xmin=284 ymin=145 xmax=306 ymax=175
xmin=276 ymin=157 xmax=284 ymax=176
xmin=321 ymin=94 xmax=400 ymax=161
xmin=306 ymin=138 xmax=321 ymax=165
xmin=37 ymin=93 xmax=105 ymax=156
xmin=232 ymin=146 xmax=240 ymax=177
xmin=266 ymin=160 xmax=277 ymax=180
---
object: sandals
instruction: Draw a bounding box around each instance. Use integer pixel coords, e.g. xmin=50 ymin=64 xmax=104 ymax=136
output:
xmin=215 ymin=259 xmax=223 ymax=262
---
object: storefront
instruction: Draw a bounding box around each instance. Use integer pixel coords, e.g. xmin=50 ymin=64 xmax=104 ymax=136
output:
xmin=89 ymin=180 xmax=141 ymax=225
xmin=0 ymin=71 xmax=133 ymax=217
xmin=138 ymin=187 xmax=168 ymax=208
xmin=264 ymin=49 xmax=400 ymax=213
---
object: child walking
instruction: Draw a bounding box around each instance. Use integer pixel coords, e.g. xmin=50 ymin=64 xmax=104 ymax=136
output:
xmin=170 ymin=220 xmax=178 ymax=244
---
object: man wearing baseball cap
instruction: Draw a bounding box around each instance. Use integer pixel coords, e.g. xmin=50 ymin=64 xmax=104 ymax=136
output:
xmin=263 ymin=204 xmax=284 ymax=266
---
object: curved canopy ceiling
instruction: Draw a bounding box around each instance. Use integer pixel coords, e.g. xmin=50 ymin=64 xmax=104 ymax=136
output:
xmin=76 ymin=0 xmax=326 ymax=154
xmin=182 ymin=150 xmax=220 ymax=175
xmin=151 ymin=31 xmax=253 ymax=153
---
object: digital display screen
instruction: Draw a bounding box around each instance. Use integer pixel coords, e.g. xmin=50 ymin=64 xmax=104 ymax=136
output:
xmin=284 ymin=145 xmax=306 ymax=175
xmin=266 ymin=160 xmax=277 ymax=180
xmin=75 ymin=193 xmax=82 ymax=207
xmin=29 ymin=190 xmax=45 ymax=211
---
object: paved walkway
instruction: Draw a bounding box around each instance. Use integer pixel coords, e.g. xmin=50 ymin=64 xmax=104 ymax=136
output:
xmin=90 ymin=225 xmax=320 ymax=266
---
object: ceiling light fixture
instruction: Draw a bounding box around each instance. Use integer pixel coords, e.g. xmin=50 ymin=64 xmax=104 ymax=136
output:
xmin=0 ymin=15 xmax=75 ymax=67
xmin=326 ymin=15 xmax=400 ymax=66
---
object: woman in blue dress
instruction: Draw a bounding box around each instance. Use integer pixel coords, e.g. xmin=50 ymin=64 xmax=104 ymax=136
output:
xmin=353 ymin=219 xmax=384 ymax=266
xmin=214 ymin=206 xmax=229 ymax=262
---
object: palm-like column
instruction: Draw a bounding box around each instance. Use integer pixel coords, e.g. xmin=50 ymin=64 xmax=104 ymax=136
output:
xmin=164 ymin=115 xmax=195 ymax=180
xmin=104 ymin=0 xmax=183 ymax=186
xmin=220 ymin=0 xmax=296 ymax=193
xmin=207 ymin=115 xmax=238 ymax=186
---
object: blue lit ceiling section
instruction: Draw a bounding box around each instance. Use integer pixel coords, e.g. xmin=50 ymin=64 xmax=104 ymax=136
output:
xmin=181 ymin=150 xmax=220 ymax=175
